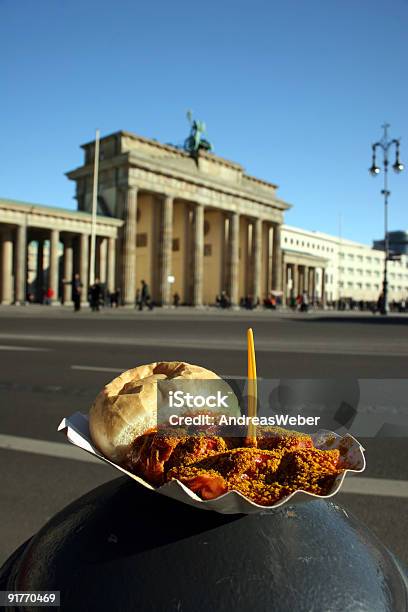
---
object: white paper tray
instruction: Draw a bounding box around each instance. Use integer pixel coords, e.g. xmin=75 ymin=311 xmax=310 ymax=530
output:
xmin=58 ymin=411 xmax=366 ymax=515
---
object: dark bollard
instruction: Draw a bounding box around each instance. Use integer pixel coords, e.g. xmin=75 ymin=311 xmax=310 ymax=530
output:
xmin=1 ymin=477 xmax=407 ymax=612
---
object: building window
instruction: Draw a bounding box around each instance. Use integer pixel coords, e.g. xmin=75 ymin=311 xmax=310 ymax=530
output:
xmin=136 ymin=233 xmax=147 ymax=247
xmin=172 ymin=238 xmax=180 ymax=252
xmin=204 ymin=244 xmax=212 ymax=256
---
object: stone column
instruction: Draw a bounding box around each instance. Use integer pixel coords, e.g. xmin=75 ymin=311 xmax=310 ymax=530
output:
xmin=292 ymin=264 xmax=299 ymax=297
xmin=267 ymin=225 xmax=273 ymax=295
xmin=193 ymin=203 xmax=204 ymax=306
xmin=252 ymin=218 xmax=262 ymax=304
xmin=80 ymin=233 xmax=89 ymax=303
xmin=282 ymin=262 xmax=288 ymax=304
xmin=298 ymin=266 xmax=303 ymax=293
xmin=49 ymin=229 xmax=60 ymax=304
xmin=272 ymin=223 xmax=282 ymax=291
xmin=309 ymin=268 xmax=315 ymax=302
xmin=63 ymin=236 xmax=73 ymax=305
xmin=304 ymin=266 xmax=309 ymax=293
xmin=107 ymin=237 xmax=116 ymax=294
xmin=15 ymin=223 xmax=27 ymax=304
xmin=1 ymin=229 xmax=13 ymax=304
xmin=159 ymin=195 xmax=173 ymax=306
xmin=228 ymin=212 xmax=240 ymax=307
xmin=98 ymin=237 xmax=108 ymax=284
xmin=122 ymin=187 xmax=138 ymax=306
xmin=36 ymin=240 xmax=44 ymax=302
xmin=321 ymin=268 xmax=326 ymax=307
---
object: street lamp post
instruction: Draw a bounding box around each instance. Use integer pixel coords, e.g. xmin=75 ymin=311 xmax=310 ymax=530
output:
xmin=369 ymin=123 xmax=404 ymax=315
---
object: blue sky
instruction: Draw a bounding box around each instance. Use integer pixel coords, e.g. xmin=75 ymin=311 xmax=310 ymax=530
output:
xmin=1 ymin=0 xmax=407 ymax=244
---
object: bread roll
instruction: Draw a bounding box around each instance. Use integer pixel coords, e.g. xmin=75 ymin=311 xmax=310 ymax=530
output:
xmin=89 ymin=361 xmax=220 ymax=463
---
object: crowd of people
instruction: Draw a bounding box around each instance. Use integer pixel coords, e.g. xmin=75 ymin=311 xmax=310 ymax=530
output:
xmin=27 ymin=279 xmax=408 ymax=315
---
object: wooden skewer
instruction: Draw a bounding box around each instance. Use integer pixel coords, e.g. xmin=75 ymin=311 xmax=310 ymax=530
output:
xmin=245 ymin=328 xmax=258 ymax=447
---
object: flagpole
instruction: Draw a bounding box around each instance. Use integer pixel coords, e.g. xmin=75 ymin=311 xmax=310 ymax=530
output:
xmin=89 ymin=128 xmax=100 ymax=287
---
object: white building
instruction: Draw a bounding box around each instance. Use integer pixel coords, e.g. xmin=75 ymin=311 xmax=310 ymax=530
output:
xmin=282 ymin=225 xmax=408 ymax=304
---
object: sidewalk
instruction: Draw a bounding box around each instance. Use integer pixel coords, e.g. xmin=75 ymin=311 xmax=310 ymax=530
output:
xmin=0 ymin=303 xmax=407 ymax=320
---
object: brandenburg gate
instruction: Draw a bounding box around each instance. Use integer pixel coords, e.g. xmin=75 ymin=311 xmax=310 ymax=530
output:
xmin=67 ymin=130 xmax=290 ymax=306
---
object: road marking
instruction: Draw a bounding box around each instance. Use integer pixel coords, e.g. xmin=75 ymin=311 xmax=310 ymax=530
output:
xmin=0 ymin=345 xmax=51 ymax=352
xmin=71 ymin=365 xmax=124 ymax=373
xmin=339 ymin=476 xmax=408 ymax=498
xmin=71 ymin=365 xmax=250 ymax=379
xmin=0 ymin=332 xmax=407 ymax=357
xmin=0 ymin=433 xmax=408 ymax=498
xmin=0 ymin=433 xmax=99 ymax=463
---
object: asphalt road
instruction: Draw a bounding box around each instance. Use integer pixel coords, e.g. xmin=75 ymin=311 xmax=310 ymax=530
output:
xmin=0 ymin=305 xmax=407 ymax=568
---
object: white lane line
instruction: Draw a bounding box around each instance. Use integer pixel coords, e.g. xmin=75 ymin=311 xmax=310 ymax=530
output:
xmin=0 ymin=345 xmax=52 ymax=352
xmin=1 ymin=332 xmax=408 ymax=356
xmin=340 ymin=476 xmax=408 ymax=498
xmin=71 ymin=365 xmax=250 ymax=378
xmin=0 ymin=434 xmax=99 ymax=464
xmin=71 ymin=365 xmax=124 ymax=373
xmin=0 ymin=433 xmax=408 ymax=499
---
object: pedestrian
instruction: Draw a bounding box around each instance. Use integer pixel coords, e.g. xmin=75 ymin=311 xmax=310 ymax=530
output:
xmin=45 ymin=287 xmax=54 ymax=305
xmin=300 ymin=291 xmax=309 ymax=312
xmin=110 ymin=287 xmax=120 ymax=308
xmin=220 ymin=291 xmax=230 ymax=309
xmin=63 ymin=273 xmax=83 ymax=311
xmin=244 ymin=294 xmax=255 ymax=310
xmin=139 ymin=280 xmax=153 ymax=311
xmin=173 ymin=292 xmax=180 ymax=307
xmin=376 ymin=292 xmax=384 ymax=314
xmin=89 ymin=278 xmax=102 ymax=311
xmin=72 ymin=274 xmax=83 ymax=311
